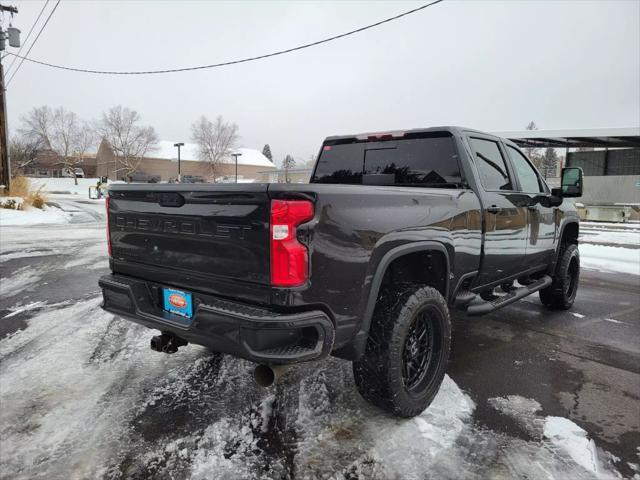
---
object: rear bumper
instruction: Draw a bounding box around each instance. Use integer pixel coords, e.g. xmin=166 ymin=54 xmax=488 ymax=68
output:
xmin=99 ymin=274 xmax=335 ymax=364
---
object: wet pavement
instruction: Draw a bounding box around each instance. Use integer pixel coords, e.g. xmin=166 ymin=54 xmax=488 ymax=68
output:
xmin=0 ymin=217 xmax=638 ymax=479
xmin=449 ymin=269 xmax=640 ymax=475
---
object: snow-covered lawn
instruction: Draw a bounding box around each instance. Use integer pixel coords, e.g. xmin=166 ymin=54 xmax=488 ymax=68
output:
xmin=579 ymin=243 xmax=640 ymax=276
xmin=29 ymin=177 xmax=114 ymax=195
xmin=0 ymin=204 xmax=73 ymax=226
xmin=0 ymin=193 xmax=106 ymax=226
xmin=579 ymin=228 xmax=640 ymax=247
xmin=578 ymin=222 xmax=640 ymax=275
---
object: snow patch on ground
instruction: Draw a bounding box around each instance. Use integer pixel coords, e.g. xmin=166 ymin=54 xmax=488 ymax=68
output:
xmin=29 ymin=177 xmax=111 ymax=195
xmin=0 ymin=265 xmax=48 ymax=298
xmin=64 ymin=240 xmax=107 ymax=269
xmin=488 ymin=396 xmax=621 ymax=479
xmin=580 ymin=229 xmax=640 ymax=246
xmin=0 ymin=204 xmax=72 ymax=226
xmin=582 ymin=221 xmax=640 ymax=231
xmin=603 ymin=318 xmax=624 ymax=324
xmin=2 ymin=301 xmax=46 ymax=318
xmin=489 ymin=395 xmax=544 ymax=435
xmin=0 ymin=298 xmax=165 ymax=479
xmin=580 ymin=244 xmax=640 ymax=276
xmin=2 ymin=300 xmax=72 ymax=319
xmin=544 ymin=417 xmax=603 ymax=476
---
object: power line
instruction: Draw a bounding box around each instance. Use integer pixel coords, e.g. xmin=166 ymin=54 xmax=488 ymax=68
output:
xmin=6 ymin=0 xmax=58 ymax=85
xmin=5 ymin=0 xmax=49 ymax=74
xmin=4 ymin=0 xmax=444 ymax=76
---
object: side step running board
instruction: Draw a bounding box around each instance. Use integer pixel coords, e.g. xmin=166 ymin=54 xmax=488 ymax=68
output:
xmin=466 ymin=275 xmax=552 ymax=316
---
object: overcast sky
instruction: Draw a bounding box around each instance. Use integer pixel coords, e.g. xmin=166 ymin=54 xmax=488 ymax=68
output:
xmin=4 ymin=0 xmax=639 ymax=166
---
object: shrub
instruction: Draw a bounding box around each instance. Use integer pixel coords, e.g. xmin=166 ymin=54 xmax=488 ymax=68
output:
xmin=29 ymin=191 xmax=47 ymax=209
xmin=7 ymin=176 xmax=30 ymax=198
xmin=2 ymin=176 xmax=48 ymax=209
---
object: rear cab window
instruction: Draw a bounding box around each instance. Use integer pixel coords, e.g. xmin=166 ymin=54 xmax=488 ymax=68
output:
xmin=311 ymin=132 xmax=464 ymax=187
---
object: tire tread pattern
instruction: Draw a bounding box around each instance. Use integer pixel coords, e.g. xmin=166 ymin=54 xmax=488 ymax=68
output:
xmin=353 ymin=285 xmax=451 ymax=418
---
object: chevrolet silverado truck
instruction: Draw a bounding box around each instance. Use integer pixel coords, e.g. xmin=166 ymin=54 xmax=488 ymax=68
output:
xmin=99 ymin=127 xmax=583 ymax=417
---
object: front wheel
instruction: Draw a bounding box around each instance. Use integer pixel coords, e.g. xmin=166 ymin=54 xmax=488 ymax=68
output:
xmin=539 ymin=243 xmax=580 ymax=309
xmin=352 ymin=286 xmax=451 ymax=418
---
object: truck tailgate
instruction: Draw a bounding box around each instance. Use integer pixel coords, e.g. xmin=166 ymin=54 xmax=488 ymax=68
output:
xmin=108 ymin=184 xmax=270 ymax=285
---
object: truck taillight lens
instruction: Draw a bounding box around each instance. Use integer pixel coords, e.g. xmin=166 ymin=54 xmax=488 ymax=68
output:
xmin=270 ymin=199 xmax=314 ymax=287
xmin=106 ymin=196 xmax=112 ymax=257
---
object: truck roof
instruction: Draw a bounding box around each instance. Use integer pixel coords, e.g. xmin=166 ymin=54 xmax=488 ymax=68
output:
xmin=323 ymin=126 xmax=500 ymax=143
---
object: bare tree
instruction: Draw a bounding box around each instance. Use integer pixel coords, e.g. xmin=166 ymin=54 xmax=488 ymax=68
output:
xmin=98 ymin=106 xmax=158 ymax=182
xmin=50 ymin=108 xmax=84 ymax=184
xmin=9 ymin=135 xmax=41 ymax=175
xmin=72 ymin=123 xmax=97 ymax=178
xmin=191 ymin=115 xmax=239 ymax=181
xmin=20 ymin=106 xmax=53 ymax=148
xmin=19 ymin=106 xmax=96 ymax=184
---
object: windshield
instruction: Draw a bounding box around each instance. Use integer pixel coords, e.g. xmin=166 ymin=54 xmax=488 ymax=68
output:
xmin=311 ymin=133 xmax=463 ymax=187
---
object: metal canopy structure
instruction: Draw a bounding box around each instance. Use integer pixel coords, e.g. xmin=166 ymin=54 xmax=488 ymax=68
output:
xmin=493 ymin=127 xmax=640 ymax=149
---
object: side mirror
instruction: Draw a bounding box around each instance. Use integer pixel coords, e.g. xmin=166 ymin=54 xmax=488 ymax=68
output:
xmin=552 ymin=167 xmax=583 ymax=198
xmin=535 ymin=194 xmax=562 ymax=208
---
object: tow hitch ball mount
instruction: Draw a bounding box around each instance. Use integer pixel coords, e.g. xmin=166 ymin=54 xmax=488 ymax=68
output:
xmin=150 ymin=333 xmax=188 ymax=354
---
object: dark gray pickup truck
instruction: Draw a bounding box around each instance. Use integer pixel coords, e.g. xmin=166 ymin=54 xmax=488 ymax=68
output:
xmin=99 ymin=126 xmax=583 ymax=417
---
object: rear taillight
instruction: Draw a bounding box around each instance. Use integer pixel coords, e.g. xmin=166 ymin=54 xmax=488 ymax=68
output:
xmin=105 ymin=196 xmax=112 ymax=257
xmin=270 ymin=199 xmax=314 ymax=287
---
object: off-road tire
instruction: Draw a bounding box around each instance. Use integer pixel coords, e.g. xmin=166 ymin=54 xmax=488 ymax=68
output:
xmin=539 ymin=243 xmax=580 ymax=309
xmin=352 ymin=285 xmax=451 ymax=418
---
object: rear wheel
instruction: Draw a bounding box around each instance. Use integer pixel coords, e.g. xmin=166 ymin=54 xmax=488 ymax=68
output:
xmin=352 ymin=285 xmax=451 ymax=418
xmin=540 ymin=243 xmax=580 ymax=309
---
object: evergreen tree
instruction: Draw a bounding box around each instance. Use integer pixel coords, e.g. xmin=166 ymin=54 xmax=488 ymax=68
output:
xmin=524 ymin=121 xmax=542 ymax=169
xmin=540 ymin=147 xmax=559 ymax=179
xmin=262 ymin=144 xmax=273 ymax=162
xmin=283 ymin=154 xmax=296 ymax=183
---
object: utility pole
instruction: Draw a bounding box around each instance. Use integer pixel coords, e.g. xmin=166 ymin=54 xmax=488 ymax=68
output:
xmin=174 ymin=142 xmax=184 ymax=182
xmin=0 ymin=4 xmax=19 ymax=193
xmin=231 ymin=152 xmax=242 ymax=183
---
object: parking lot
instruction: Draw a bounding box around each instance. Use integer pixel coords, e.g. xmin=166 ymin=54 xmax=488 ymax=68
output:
xmin=0 ymin=204 xmax=638 ymax=479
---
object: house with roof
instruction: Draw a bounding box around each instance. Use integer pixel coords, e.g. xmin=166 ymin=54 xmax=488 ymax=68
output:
xmin=91 ymin=139 xmax=275 ymax=182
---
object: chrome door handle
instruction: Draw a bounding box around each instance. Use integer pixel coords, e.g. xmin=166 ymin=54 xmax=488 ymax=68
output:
xmin=527 ymin=205 xmax=538 ymax=211
xmin=487 ymin=205 xmax=501 ymax=214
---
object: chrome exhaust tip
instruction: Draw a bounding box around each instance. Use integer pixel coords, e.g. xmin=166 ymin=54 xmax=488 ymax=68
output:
xmin=253 ymin=364 xmax=291 ymax=387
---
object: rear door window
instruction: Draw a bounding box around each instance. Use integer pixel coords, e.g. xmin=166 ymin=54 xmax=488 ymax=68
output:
xmin=469 ymin=138 xmax=513 ymax=191
xmin=312 ymin=134 xmax=462 ymax=187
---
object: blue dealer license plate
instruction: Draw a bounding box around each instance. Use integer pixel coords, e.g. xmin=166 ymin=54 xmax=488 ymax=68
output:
xmin=163 ymin=288 xmax=193 ymax=319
